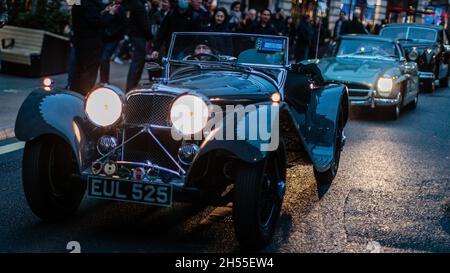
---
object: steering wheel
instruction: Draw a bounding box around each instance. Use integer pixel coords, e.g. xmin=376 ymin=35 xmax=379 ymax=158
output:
xmin=187 ymin=53 xmax=220 ymax=61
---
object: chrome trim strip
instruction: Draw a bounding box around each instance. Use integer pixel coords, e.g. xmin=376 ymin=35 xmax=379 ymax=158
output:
xmin=146 ymin=128 xmax=186 ymax=175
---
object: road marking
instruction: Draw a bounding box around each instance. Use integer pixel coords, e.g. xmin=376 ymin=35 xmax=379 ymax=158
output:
xmin=0 ymin=141 xmax=25 ymax=155
xmin=2 ymin=89 xmax=19 ymax=94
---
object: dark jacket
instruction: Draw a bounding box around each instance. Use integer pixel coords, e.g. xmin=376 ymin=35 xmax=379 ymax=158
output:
xmin=251 ymin=21 xmax=277 ymax=35
xmin=271 ymin=16 xmax=285 ymax=35
xmin=207 ymin=22 xmax=230 ymax=32
xmin=296 ymin=20 xmax=313 ymax=49
xmin=240 ymin=18 xmax=256 ymax=34
xmin=341 ymin=18 xmax=368 ymax=35
xmin=154 ymin=6 xmax=202 ymax=51
xmin=127 ymin=0 xmax=152 ymax=40
xmin=72 ymin=0 xmax=113 ymax=48
xmin=333 ymin=18 xmax=346 ymax=38
xmin=103 ymin=3 xmax=128 ymax=42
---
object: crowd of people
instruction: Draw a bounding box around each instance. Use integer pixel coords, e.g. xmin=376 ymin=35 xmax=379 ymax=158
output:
xmin=67 ymin=0 xmax=332 ymax=95
xmin=0 ymin=0 xmax=386 ymax=95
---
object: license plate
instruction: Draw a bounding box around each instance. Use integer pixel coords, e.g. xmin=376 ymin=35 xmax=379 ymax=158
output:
xmin=87 ymin=176 xmax=172 ymax=207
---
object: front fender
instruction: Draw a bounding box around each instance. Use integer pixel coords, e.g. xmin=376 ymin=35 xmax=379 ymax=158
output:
xmin=287 ymin=84 xmax=348 ymax=172
xmin=15 ymin=88 xmax=95 ymax=172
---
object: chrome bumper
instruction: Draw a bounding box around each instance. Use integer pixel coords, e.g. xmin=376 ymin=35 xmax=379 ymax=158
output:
xmin=349 ymin=89 xmax=399 ymax=108
xmin=418 ymin=72 xmax=435 ymax=80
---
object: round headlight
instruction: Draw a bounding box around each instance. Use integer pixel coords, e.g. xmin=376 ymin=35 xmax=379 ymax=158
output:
xmin=409 ymin=50 xmax=418 ymax=61
xmin=170 ymin=94 xmax=209 ymax=136
xmin=377 ymin=77 xmax=393 ymax=93
xmin=85 ymin=87 xmax=123 ymax=127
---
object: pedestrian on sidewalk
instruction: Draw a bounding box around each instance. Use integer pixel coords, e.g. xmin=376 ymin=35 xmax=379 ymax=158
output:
xmin=71 ymin=0 xmax=117 ymax=95
xmin=125 ymin=0 xmax=152 ymax=91
xmin=100 ymin=0 xmax=128 ymax=84
xmin=295 ymin=15 xmax=313 ymax=62
xmin=340 ymin=10 xmax=368 ymax=35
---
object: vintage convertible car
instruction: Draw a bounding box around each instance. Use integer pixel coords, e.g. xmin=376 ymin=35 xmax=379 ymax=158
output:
xmin=380 ymin=23 xmax=450 ymax=92
xmin=15 ymin=32 xmax=348 ymax=249
xmin=306 ymin=35 xmax=419 ymax=119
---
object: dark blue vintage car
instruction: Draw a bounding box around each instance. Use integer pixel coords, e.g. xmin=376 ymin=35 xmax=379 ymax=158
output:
xmin=380 ymin=23 xmax=450 ymax=92
xmin=15 ymin=32 xmax=348 ymax=249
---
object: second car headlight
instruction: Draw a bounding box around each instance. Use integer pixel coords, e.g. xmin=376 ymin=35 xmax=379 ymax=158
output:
xmin=377 ymin=77 xmax=393 ymax=93
xmin=170 ymin=94 xmax=209 ymax=135
xmin=85 ymin=87 xmax=123 ymax=127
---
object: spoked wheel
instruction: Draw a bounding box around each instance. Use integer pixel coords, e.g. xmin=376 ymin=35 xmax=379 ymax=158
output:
xmin=233 ymin=140 xmax=286 ymax=250
xmin=23 ymin=137 xmax=85 ymax=221
xmin=313 ymin=109 xmax=344 ymax=184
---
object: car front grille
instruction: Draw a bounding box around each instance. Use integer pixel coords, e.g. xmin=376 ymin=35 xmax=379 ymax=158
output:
xmin=123 ymin=128 xmax=181 ymax=169
xmin=348 ymin=90 xmax=371 ymax=97
xmin=125 ymin=93 xmax=175 ymax=126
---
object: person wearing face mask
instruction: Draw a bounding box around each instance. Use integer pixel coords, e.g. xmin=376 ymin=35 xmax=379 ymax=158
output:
xmin=151 ymin=0 xmax=202 ymax=59
xmin=251 ymin=8 xmax=277 ymax=35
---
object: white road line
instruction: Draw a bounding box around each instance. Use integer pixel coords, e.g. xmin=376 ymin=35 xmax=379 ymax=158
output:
xmin=0 ymin=141 xmax=25 ymax=155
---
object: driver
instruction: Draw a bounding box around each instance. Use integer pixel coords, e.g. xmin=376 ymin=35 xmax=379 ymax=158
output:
xmin=194 ymin=43 xmax=213 ymax=58
xmin=185 ymin=42 xmax=219 ymax=61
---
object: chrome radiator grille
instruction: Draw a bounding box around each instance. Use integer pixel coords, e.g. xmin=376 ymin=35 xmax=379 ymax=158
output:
xmin=123 ymin=128 xmax=181 ymax=169
xmin=125 ymin=94 xmax=175 ymax=126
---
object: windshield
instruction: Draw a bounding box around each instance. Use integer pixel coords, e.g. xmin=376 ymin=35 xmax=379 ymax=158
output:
xmin=168 ymin=32 xmax=288 ymax=67
xmin=380 ymin=27 xmax=437 ymax=42
xmin=336 ymin=39 xmax=399 ymax=59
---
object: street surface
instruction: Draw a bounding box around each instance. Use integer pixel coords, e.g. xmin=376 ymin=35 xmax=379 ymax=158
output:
xmin=0 ymin=66 xmax=449 ymax=253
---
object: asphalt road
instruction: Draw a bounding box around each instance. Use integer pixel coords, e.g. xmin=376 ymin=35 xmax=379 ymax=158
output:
xmin=0 ymin=86 xmax=449 ymax=253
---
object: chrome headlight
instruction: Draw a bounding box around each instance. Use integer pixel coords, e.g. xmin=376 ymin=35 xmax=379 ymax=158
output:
xmin=85 ymin=87 xmax=123 ymax=127
xmin=170 ymin=94 xmax=209 ymax=136
xmin=377 ymin=77 xmax=393 ymax=93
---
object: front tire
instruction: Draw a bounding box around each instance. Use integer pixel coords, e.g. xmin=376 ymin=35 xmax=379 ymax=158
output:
xmin=23 ymin=137 xmax=85 ymax=221
xmin=233 ymin=141 xmax=286 ymax=250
